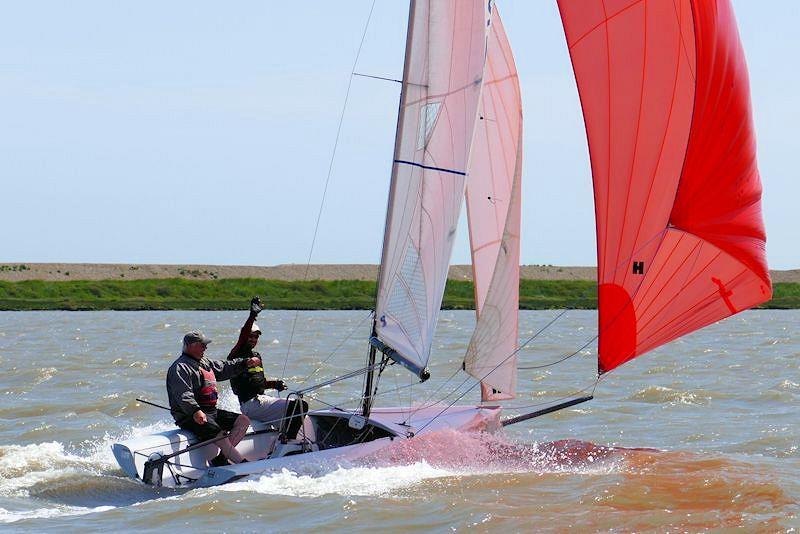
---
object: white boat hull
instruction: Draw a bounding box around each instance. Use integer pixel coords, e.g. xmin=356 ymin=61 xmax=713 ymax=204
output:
xmin=112 ymin=404 xmax=500 ymax=488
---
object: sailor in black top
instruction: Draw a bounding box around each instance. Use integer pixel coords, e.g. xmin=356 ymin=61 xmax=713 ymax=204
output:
xmin=228 ymin=298 xmax=308 ymax=440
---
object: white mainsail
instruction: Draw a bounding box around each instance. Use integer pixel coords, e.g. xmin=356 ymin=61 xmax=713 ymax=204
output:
xmin=374 ymin=0 xmax=491 ymax=376
xmin=464 ymin=8 xmax=523 ymax=400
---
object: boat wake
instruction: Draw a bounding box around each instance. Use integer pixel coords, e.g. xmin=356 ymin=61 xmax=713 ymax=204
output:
xmin=0 ymin=420 xmax=177 ymax=523
xmin=218 ymin=429 xmax=645 ymax=498
xmin=378 ymin=429 xmax=644 ymax=473
xmin=4 ymin=424 xmax=787 ymax=526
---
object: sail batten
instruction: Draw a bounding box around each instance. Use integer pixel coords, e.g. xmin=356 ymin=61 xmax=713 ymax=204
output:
xmin=559 ymin=0 xmax=771 ymax=374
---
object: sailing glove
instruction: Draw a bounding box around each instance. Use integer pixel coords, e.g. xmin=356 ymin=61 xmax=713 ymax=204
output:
xmin=250 ymin=296 xmax=263 ymax=317
xmin=266 ymin=380 xmax=287 ymax=392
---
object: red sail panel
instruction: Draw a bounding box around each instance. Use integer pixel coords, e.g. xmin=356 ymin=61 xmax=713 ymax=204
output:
xmin=670 ymin=1 xmax=769 ymax=287
xmin=557 ymin=0 xmax=771 ymax=374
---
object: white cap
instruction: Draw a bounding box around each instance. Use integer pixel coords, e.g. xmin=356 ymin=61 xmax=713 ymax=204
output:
xmin=251 ymin=322 xmax=261 ymax=334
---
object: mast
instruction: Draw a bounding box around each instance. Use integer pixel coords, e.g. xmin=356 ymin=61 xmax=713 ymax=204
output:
xmin=364 ymin=0 xmax=490 ymax=414
xmin=372 ymin=0 xmax=490 ymax=379
xmin=361 ymin=0 xmax=418 ymax=420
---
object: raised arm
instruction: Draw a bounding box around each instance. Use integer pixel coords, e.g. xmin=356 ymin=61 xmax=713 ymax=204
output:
xmin=229 ymin=296 xmax=263 ymax=358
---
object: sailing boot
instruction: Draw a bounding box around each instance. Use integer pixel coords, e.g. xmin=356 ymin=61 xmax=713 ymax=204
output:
xmin=209 ymin=452 xmax=229 ymax=467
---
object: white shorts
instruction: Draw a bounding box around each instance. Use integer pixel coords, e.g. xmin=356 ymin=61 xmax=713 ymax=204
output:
xmin=240 ymin=395 xmax=291 ymax=426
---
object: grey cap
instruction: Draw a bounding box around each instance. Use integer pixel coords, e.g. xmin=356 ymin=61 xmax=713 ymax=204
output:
xmin=183 ymin=331 xmax=212 ymax=346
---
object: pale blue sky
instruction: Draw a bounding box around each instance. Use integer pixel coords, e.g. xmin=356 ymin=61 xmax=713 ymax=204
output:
xmin=1 ymin=1 xmax=797 ymax=269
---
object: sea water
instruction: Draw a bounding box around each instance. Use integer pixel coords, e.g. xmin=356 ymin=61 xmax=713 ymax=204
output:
xmin=0 ymin=310 xmax=797 ymax=531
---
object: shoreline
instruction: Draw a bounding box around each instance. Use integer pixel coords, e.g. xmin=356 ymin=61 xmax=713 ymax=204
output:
xmin=0 ymin=277 xmax=797 ymax=311
xmin=1 ymin=262 xmax=798 ymax=283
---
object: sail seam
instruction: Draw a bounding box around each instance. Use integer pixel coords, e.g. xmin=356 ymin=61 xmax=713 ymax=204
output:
xmin=597 ymin=0 xmax=698 ymax=372
xmin=636 ymin=267 xmax=750 ymax=350
xmin=644 ymin=230 xmax=707 ymax=328
xmin=671 ymin=0 xmax=696 ymax=81
xmin=615 ymin=0 xmax=648 ymax=288
xmin=621 ymin=0 xmax=689 ymax=291
xmin=634 ymin=238 xmax=708 ymax=331
xmin=566 ymin=0 xmax=646 ymax=51
xmin=601 ymin=0 xmax=612 ymax=283
xmin=472 ymin=238 xmax=503 ymax=255
xmin=632 ymin=233 xmax=693 ymax=318
xmin=666 ymin=0 xmax=699 ymax=229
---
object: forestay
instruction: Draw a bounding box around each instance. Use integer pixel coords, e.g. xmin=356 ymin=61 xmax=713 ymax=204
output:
xmin=463 ymin=8 xmax=523 ymax=401
xmin=375 ymin=0 xmax=491 ymax=377
xmin=557 ymin=0 xmax=772 ymax=374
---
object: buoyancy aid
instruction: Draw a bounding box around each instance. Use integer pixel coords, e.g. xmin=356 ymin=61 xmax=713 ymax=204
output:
xmin=229 ymin=348 xmax=267 ymax=404
xmin=197 ymin=365 xmax=219 ymax=409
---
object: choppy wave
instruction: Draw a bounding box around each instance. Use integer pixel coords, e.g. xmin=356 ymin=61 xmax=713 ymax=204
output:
xmin=214 ymin=430 xmax=636 ymax=499
xmin=0 ymin=420 xmax=177 ymax=522
xmin=0 ymin=504 xmax=116 ymax=524
xmin=1 ymin=309 xmax=797 ymax=530
xmin=0 ymin=421 xmax=795 ymax=528
xmin=628 ymin=385 xmax=716 ymax=405
xmin=222 ymin=462 xmax=454 ymax=498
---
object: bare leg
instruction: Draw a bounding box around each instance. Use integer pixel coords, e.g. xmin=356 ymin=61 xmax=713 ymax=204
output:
xmin=216 ymin=415 xmax=249 ymax=463
xmin=217 ymin=436 xmax=244 ymax=464
xmin=229 ymin=415 xmax=249 ymax=447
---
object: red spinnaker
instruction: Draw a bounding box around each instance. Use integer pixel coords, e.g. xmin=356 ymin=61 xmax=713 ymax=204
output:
xmin=557 ymin=0 xmax=771 ymax=374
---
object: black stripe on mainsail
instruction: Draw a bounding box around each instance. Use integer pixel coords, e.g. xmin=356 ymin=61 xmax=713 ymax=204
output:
xmin=394 ymin=159 xmax=466 ymax=176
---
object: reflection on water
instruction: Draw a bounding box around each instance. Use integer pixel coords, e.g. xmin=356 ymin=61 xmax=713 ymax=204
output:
xmin=0 ymin=310 xmax=797 ymax=530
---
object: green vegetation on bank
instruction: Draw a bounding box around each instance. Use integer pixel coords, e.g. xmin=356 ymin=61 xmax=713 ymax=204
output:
xmin=0 ymin=278 xmax=796 ymax=310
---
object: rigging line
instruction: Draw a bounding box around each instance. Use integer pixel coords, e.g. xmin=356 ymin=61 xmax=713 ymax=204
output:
xmin=364 ymin=354 xmax=390 ymax=415
xmin=368 ymin=380 xmax=417 ymax=400
xmin=317 ymin=396 xmax=366 ymax=447
xmin=281 ymin=0 xmax=378 ymax=380
xmin=402 ymin=366 xmax=467 ymax=425
xmin=304 ymin=367 xmax=405 ymax=409
xmin=296 ymin=310 xmax=374 ymax=387
xmin=501 ymin=378 xmax=600 ymax=413
xmin=414 ymin=309 xmax=569 ymax=434
xmin=404 ymin=309 xmax=569 ymax=425
xmin=353 ymin=72 xmax=428 ymax=87
xmin=295 ymin=360 xmax=384 ymax=395
xmin=304 ymin=395 xmax=350 ymax=412
xmin=353 ymin=72 xmax=403 ymax=84
xmin=392 ymin=362 xmax=401 ymax=406
xmin=517 ymin=335 xmax=595 ymax=370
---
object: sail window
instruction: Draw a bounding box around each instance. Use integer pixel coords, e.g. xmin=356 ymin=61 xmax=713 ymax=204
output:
xmin=417 ymin=101 xmax=442 ymax=149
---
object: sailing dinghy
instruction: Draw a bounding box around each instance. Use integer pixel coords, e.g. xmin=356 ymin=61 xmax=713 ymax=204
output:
xmin=112 ymin=0 xmax=771 ymax=489
xmin=113 ymin=0 xmax=517 ymax=488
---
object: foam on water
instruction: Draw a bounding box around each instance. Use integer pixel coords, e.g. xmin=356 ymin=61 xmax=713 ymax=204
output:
xmin=0 ymin=441 xmax=121 ymax=523
xmin=376 ymin=428 xmax=631 ymax=475
xmin=210 ymin=429 xmax=631 ymax=499
xmin=0 ymin=419 xmax=178 ymax=522
xmin=1 ymin=310 xmax=797 ymax=529
xmin=628 ymin=385 xmax=717 ymax=405
xmin=0 ymin=504 xmax=116 ymax=524
xmin=221 ymin=462 xmax=455 ymax=498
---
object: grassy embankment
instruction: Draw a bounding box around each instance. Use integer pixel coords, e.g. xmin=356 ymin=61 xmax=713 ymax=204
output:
xmin=0 ymin=278 xmax=797 ymax=310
